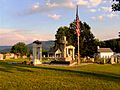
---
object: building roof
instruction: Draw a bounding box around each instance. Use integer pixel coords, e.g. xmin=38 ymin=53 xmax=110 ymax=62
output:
xmin=98 ymin=48 xmax=113 ymax=52
xmin=48 ymin=48 xmax=61 ymax=54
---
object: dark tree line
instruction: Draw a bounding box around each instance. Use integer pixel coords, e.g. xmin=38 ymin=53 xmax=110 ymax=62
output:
xmin=99 ymin=38 xmax=120 ymax=53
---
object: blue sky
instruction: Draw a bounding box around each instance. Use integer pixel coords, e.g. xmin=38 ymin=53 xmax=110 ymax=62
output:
xmin=0 ymin=0 xmax=120 ymax=46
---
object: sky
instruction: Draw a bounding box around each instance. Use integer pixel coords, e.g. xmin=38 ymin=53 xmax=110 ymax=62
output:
xmin=0 ymin=0 xmax=120 ymax=46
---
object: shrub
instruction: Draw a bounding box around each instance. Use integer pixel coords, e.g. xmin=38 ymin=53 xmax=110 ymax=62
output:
xmin=95 ymin=58 xmax=110 ymax=64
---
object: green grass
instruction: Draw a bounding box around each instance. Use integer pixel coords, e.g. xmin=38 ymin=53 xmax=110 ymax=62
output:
xmin=0 ymin=59 xmax=120 ymax=90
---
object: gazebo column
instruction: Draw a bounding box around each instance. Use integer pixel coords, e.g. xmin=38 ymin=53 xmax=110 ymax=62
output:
xmin=73 ymin=48 xmax=75 ymax=60
xmin=66 ymin=47 xmax=69 ymax=57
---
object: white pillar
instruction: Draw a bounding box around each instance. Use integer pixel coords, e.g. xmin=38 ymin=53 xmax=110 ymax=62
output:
xmin=32 ymin=44 xmax=36 ymax=63
xmin=32 ymin=41 xmax=42 ymax=65
xmin=40 ymin=46 xmax=42 ymax=61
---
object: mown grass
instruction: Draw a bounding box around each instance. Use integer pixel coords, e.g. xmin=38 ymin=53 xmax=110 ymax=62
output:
xmin=0 ymin=59 xmax=120 ymax=90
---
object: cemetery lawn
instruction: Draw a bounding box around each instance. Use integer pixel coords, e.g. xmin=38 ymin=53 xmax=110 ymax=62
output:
xmin=0 ymin=59 xmax=120 ymax=90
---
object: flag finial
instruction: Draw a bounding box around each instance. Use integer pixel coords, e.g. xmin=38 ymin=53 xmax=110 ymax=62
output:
xmin=76 ymin=5 xmax=79 ymax=18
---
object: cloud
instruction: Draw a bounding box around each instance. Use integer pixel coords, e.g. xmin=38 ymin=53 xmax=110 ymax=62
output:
xmin=89 ymin=9 xmax=96 ymax=12
xmin=48 ymin=14 xmax=61 ymax=20
xmin=0 ymin=28 xmax=16 ymax=34
xmin=98 ymin=15 xmax=104 ymax=21
xmin=46 ymin=0 xmax=75 ymax=8
xmin=100 ymin=7 xmax=112 ymax=12
xmin=91 ymin=15 xmax=104 ymax=21
xmin=77 ymin=0 xmax=89 ymax=6
xmin=89 ymin=0 xmax=102 ymax=7
xmin=95 ymin=30 xmax=119 ymax=40
xmin=77 ymin=0 xmax=102 ymax=7
xmin=0 ymin=28 xmax=54 ymax=45
xmin=46 ymin=0 xmax=102 ymax=8
xmin=46 ymin=2 xmax=58 ymax=8
xmin=91 ymin=16 xmax=97 ymax=20
xmin=91 ymin=12 xmax=119 ymax=21
xmin=32 ymin=2 xmax=40 ymax=10
xmin=18 ymin=0 xmax=103 ymax=16
xmin=107 ymin=13 xmax=119 ymax=18
xmin=18 ymin=0 xmax=75 ymax=16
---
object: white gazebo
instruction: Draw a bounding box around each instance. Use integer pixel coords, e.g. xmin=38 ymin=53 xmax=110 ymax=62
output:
xmin=65 ymin=45 xmax=75 ymax=61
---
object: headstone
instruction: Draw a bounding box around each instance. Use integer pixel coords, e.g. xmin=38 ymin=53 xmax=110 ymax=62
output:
xmin=111 ymin=56 xmax=115 ymax=64
xmin=91 ymin=58 xmax=94 ymax=62
xmin=103 ymin=58 xmax=106 ymax=64
xmin=0 ymin=54 xmax=3 ymax=60
xmin=115 ymin=57 xmax=118 ymax=63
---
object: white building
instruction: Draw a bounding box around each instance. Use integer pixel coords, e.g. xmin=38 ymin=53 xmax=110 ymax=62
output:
xmin=98 ymin=48 xmax=114 ymax=58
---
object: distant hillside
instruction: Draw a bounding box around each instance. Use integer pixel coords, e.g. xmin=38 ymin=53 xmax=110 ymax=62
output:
xmin=28 ymin=40 xmax=55 ymax=51
xmin=0 ymin=40 xmax=55 ymax=53
xmin=41 ymin=40 xmax=55 ymax=51
xmin=0 ymin=46 xmax=11 ymax=53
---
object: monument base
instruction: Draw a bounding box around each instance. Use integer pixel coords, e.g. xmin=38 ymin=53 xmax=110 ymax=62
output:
xmin=33 ymin=59 xmax=42 ymax=65
xmin=50 ymin=60 xmax=75 ymax=65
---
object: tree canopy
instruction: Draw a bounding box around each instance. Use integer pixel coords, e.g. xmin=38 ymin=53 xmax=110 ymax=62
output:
xmin=10 ymin=42 xmax=29 ymax=57
xmin=112 ymin=0 xmax=120 ymax=11
xmin=55 ymin=21 xmax=98 ymax=57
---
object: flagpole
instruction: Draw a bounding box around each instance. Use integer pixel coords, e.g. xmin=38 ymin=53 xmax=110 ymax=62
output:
xmin=76 ymin=5 xmax=80 ymax=65
xmin=78 ymin=36 xmax=80 ymax=64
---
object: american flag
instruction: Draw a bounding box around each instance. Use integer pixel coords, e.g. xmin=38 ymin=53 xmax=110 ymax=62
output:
xmin=75 ymin=5 xmax=80 ymax=37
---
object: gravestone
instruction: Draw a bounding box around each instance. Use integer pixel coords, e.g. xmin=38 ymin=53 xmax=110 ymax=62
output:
xmin=111 ymin=56 xmax=115 ymax=64
xmin=0 ymin=54 xmax=3 ymax=60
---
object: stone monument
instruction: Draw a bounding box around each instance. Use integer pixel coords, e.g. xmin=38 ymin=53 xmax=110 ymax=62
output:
xmin=32 ymin=40 xmax=42 ymax=65
xmin=59 ymin=36 xmax=75 ymax=62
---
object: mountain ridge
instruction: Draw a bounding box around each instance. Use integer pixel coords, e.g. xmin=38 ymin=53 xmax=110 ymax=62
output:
xmin=0 ymin=40 xmax=55 ymax=53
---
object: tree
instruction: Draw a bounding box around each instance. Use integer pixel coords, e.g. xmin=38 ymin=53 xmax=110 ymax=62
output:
xmin=55 ymin=26 xmax=69 ymax=49
xmin=78 ymin=22 xmax=97 ymax=57
xmin=69 ymin=21 xmax=96 ymax=57
xmin=55 ymin=21 xmax=97 ymax=57
xmin=104 ymin=39 xmax=120 ymax=53
xmin=112 ymin=0 xmax=120 ymax=11
xmin=10 ymin=42 xmax=29 ymax=57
